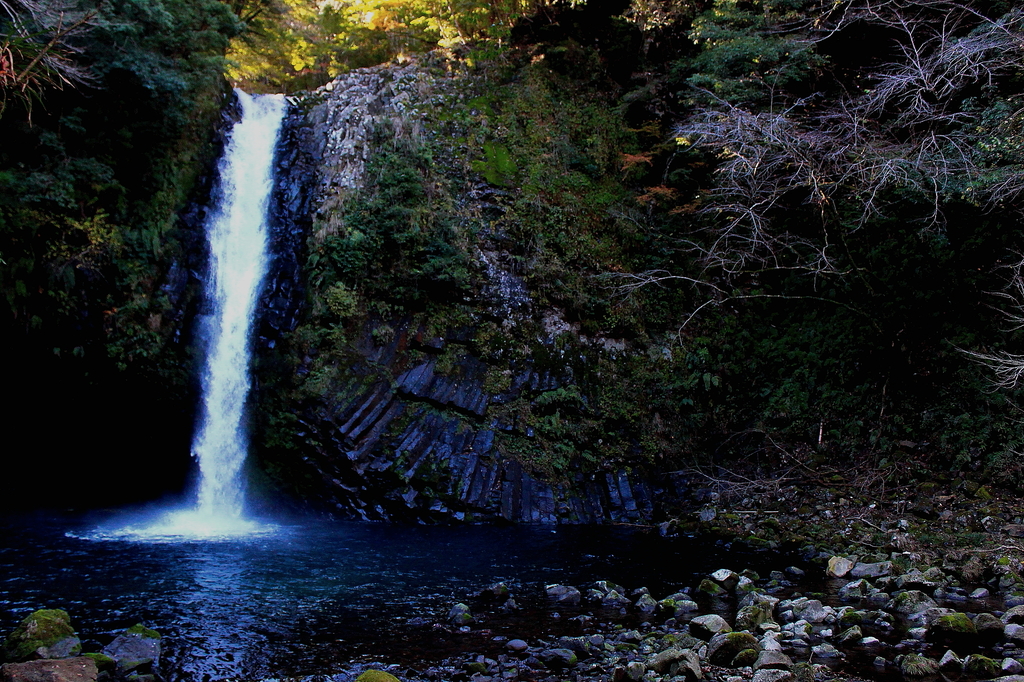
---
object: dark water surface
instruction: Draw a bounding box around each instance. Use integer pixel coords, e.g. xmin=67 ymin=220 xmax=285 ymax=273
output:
xmin=0 ymin=511 xmax=792 ymax=682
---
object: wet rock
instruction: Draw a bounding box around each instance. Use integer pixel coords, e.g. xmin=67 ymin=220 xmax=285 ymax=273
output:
xmin=556 ymin=637 xmax=590 ymax=657
xmin=1004 ymin=658 xmax=1024 ymax=675
xmin=448 ymin=604 xmax=474 ymax=625
xmin=711 ymin=569 xmax=740 ymax=590
xmin=899 ymin=654 xmax=939 ymax=676
xmin=1004 ymin=606 xmax=1024 ymax=625
xmin=707 ymin=632 xmax=760 ymax=665
xmin=837 ymin=626 xmax=862 ymax=644
xmin=827 ymin=557 xmax=854 ymax=578
xmin=751 ymin=670 xmax=794 ymax=682
xmin=625 ymin=661 xmax=646 ymax=681
xmin=977 ymin=612 xmax=1006 ymax=641
xmin=102 ymin=624 xmax=161 ymax=674
xmin=889 ymin=590 xmax=937 ymax=616
xmin=601 ymin=590 xmax=631 ymax=609
xmin=698 ymin=579 xmax=727 ymax=597
xmin=0 ymin=658 xmax=97 ymax=682
xmin=734 ymin=648 xmax=759 ymax=667
xmin=545 ymin=585 xmax=581 ymax=606
xmin=1 ymin=610 xmax=81 ymax=662
xmin=811 ymin=644 xmax=841 ymax=660
xmin=791 ymin=599 xmax=828 ymax=624
xmin=537 ymin=648 xmax=577 ymax=669
xmin=506 ymin=640 xmax=529 ymax=653
xmin=635 ymin=594 xmax=658 ymax=616
xmin=355 ymin=671 xmax=400 ymax=682
xmin=850 ymin=561 xmax=892 ymax=578
xmin=967 ymin=654 xmax=1003 ymax=678
xmin=938 ymin=650 xmax=964 ymax=672
xmin=736 ymin=601 xmax=776 ymax=632
xmin=647 ymin=648 xmax=695 ymax=675
xmin=1006 ymin=623 xmax=1024 ymax=645
xmin=690 ymin=614 xmax=732 ymax=640
xmin=754 ymin=650 xmax=793 ymax=671
xmin=929 ymin=612 xmax=977 ymax=646
xmin=972 ymin=588 xmax=991 ymax=599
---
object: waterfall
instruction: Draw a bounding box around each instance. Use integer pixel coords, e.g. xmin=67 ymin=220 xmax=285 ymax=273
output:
xmin=190 ymin=91 xmax=285 ymax=526
xmin=115 ymin=91 xmax=285 ymax=540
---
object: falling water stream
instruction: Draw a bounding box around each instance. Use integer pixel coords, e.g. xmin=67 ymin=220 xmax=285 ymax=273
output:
xmin=103 ymin=91 xmax=286 ymax=539
xmin=187 ymin=91 xmax=285 ymax=531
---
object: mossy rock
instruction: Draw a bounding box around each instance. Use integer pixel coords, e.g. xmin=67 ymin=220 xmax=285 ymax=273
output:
xmin=965 ymin=654 xmax=1001 ymax=678
xmin=125 ymin=624 xmax=160 ymax=640
xmin=732 ymin=648 xmax=759 ymax=667
xmin=735 ymin=601 xmax=775 ymax=631
xmin=83 ymin=653 xmax=116 ymax=673
xmin=900 ymin=654 xmax=939 ymax=677
xmin=355 ymin=671 xmax=401 ymax=682
xmin=708 ymin=632 xmax=759 ymax=665
xmin=1 ymin=609 xmax=81 ymax=662
xmin=698 ymin=578 xmax=726 ymax=596
xmin=929 ymin=612 xmax=977 ymax=645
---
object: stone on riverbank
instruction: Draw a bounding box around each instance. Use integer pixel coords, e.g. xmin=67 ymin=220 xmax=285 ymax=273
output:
xmin=102 ymin=624 xmax=160 ymax=674
xmin=966 ymin=654 xmax=1003 ymax=678
xmin=0 ymin=657 xmax=97 ymax=682
xmin=707 ymin=632 xmax=760 ymax=665
xmin=447 ymin=604 xmax=473 ymax=625
xmin=929 ymin=612 xmax=977 ymax=645
xmin=826 ymin=557 xmax=854 ymax=578
xmin=899 ymin=654 xmax=939 ymax=676
xmin=545 ymin=585 xmax=581 ymax=606
xmin=1 ymin=611 xmax=81 ymax=663
xmin=355 ymin=670 xmax=400 ymax=682
xmin=690 ymin=614 xmax=732 ymax=640
xmin=850 ymin=562 xmax=892 ymax=579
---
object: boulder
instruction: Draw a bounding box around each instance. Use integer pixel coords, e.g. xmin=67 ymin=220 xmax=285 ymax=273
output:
xmin=635 ymin=593 xmax=658 ymax=616
xmin=447 ymin=604 xmax=474 ymax=625
xmin=938 ymin=650 xmax=963 ymax=672
xmin=811 ymin=644 xmax=841 ymax=660
xmin=601 ymin=590 xmax=631 ymax=608
xmin=754 ymin=651 xmax=792 ymax=671
xmin=0 ymin=658 xmax=97 ymax=682
xmin=966 ymin=654 xmax=1003 ymax=678
xmin=698 ymin=579 xmax=727 ymax=597
xmin=355 ymin=671 xmax=400 ymax=682
xmin=690 ymin=614 xmax=732 ymax=640
xmin=736 ymin=601 xmax=776 ymax=632
xmin=928 ymin=612 xmax=977 ymax=646
xmin=976 ymin=612 xmax=1006 ymax=641
xmin=1 ymin=610 xmax=81 ymax=663
xmin=733 ymin=648 xmax=759 ymax=667
xmin=751 ymin=670 xmax=793 ymax=682
xmin=888 ymin=590 xmax=937 ymax=616
xmin=899 ymin=654 xmax=939 ymax=677
xmin=837 ymin=580 xmax=870 ymax=600
xmin=1006 ymin=623 xmax=1024 ymax=645
xmin=850 ymin=562 xmax=892 ymax=579
xmin=1004 ymin=658 xmax=1024 ymax=675
xmin=707 ymin=632 xmax=760 ymax=665
xmin=101 ymin=624 xmax=161 ymax=674
xmin=537 ymin=648 xmax=577 ymax=669
xmin=791 ymin=600 xmax=828 ymax=624
xmin=826 ymin=557 xmax=854 ymax=578
xmin=711 ymin=569 xmax=740 ymax=591
xmin=1003 ymin=605 xmax=1024 ymax=625
xmin=506 ymin=639 xmax=529 ymax=653
xmin=647 ymin=647 xmax=698 ymax=675
xmin=545 ymin=585 xmax=581 ymax=606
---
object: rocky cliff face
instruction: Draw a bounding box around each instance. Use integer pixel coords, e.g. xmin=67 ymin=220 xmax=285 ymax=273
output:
xmin=255 ymin=56 xmax=687 ymax=524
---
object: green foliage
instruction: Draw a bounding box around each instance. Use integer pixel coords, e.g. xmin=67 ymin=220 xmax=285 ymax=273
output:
xmin=310 ymin=136 xmax=476 ymax=307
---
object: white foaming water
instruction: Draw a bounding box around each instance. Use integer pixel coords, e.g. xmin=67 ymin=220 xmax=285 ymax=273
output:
xmin=100 ymin=92 xmax=286 ymax=541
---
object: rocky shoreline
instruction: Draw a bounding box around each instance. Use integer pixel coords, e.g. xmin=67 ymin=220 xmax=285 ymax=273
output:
xmin=8 ymin=475 xmax=1024 ymax=682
